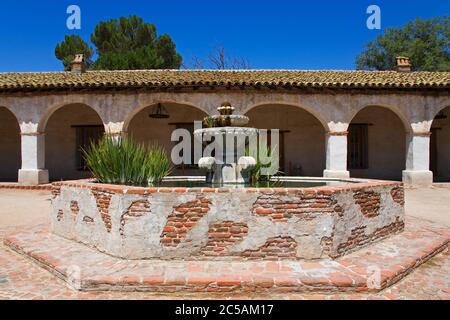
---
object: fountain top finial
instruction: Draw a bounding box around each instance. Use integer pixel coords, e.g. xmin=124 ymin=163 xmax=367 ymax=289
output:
xmin=218 ymin=102 xmax=235 ymax=116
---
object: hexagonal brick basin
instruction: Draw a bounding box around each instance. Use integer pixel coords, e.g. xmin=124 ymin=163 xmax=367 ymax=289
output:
xmin=50 ymin=178 xmax=405 ymax=260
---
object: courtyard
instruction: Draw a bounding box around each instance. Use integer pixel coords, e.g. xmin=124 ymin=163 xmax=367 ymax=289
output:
xmin=0 ymin=185 xmax=448 ymax=300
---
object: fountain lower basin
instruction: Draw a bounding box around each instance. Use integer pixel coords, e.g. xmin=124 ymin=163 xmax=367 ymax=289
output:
xmin=51 ymin=177 xmax=405 ymax=261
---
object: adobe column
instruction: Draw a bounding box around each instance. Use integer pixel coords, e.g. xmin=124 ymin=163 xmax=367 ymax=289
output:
xmin=402 ymin=132 xmax=433 ymax=187
xmin=323 ymin=131 xmax=350 ymax=179
xmin=18 ymin=132 xmax=49 ymax=185
xmin=104 ymin=122 xmax=126 ymax=141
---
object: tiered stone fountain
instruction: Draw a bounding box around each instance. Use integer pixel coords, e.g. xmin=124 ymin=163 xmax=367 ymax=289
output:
xmin=195 ymin=102 xmax=258 ymax=184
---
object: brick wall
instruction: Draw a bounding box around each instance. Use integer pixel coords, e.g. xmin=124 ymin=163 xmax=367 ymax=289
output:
xmin=70 ymin=201 xmax=79 ymax=221
xmin=120 ymin=200 xmax=151 ymax=237
xmin=91 ymin=189 xmax=113 ymax=233
xmin=241 ymin=236 xmax=297 ymax=260
xmin=353 ymin=190 xmax=381 ymax=218
xmin=390 ymin=187 xmax=405 ymax=206
xmin=252 ymin=190 xmax=341 ymax=222
xmin=161 ymin=196 xmax=212 ymax=247
xmin=51 ymin=180 xmax=405 ymax=260
xmin=329 ymin=217 xmax=405 ymax=258
xmin=200 ymin=221 xmax=248 ymax=256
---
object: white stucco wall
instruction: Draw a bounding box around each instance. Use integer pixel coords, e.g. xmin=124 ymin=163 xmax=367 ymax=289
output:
xmin=0 ymin=107 xmax=21 ymax=181
xmin=0 ymin=90 xmax=448 ymax=185
xmin=45 ymin=104 xmax=104 ymax=181
xmin=246 ymin=104 xmax=326 ymax=177
xmin=350 ymin=106 xmax=406 ymax=181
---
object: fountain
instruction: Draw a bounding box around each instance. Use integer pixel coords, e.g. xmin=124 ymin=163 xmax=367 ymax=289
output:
xmin=195 ymin=102 xmax=258 ymax=184
xmin=44 ymin=102 xmax=405 ymax=262
xmin=5 ymin=101 xmax=420 ymax=294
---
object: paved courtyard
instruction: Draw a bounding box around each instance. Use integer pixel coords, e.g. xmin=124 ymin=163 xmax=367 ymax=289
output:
xmin=0 ymin=186 xmax=449 ymax=300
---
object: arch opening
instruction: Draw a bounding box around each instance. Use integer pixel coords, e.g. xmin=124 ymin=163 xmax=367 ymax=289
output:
xmin=0 ymin=107 xmax=21 ymax=182
xmin=348 ymin=106 xmax=406 ymax=180
xmin=127 ymin=103 xmax=208 ymax=176
xmin=45 ymin=103 xmax=104 ymax=181
xmin=431 ymin=106 xmax=450 ymax=182
xmin=245 ymin=104 xmax=326 ymax=177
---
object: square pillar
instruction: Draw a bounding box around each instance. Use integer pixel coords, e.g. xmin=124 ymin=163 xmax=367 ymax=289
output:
xmin=323 ymin=132 xmax=350 ymax=179
xmin=18 ymin=133 xmax=49 ymax=185
xmin=402 ymin=132 xmax=433 ymax=187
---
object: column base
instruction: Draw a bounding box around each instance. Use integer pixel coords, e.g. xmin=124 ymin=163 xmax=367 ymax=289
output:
xmin=18 ymin=169 xmax=49 ymax=186
xmin=402 ymin=170 xmax=433 ymax=187
xmin=323 ymin=170 xmax=350 ymax=179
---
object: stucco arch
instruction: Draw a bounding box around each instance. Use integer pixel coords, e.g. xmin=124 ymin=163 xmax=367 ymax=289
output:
xmin=430 ymin=105 xmax=450 ymax=181
xmin=0 ymin=106 xmax=21 ymax=181
xmin=44 ymin=103 xmax=105 ymax=181
xmin=245 ymin=103 xmax=326 ymax=177
xmin=348 ymin=105 xmax=408 ymax=180
xmin=433 ymin=103 xmax=450 ymax=119
xmin=0 ymin=104 xmax=21 ymax=124
xmin=349 ymin=104 xmax=412 ymax=133
xmin=243 ymin=102 xmax=329 ymax=131
xmin=37 ymin=102 xmax=106 ymax=132
xmin=123 ymin=100 xmax=209 ymax=132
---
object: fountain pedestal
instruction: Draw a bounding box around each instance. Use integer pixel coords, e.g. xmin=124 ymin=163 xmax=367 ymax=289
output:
xmin=195 ymin=103 xmax=258 ymax=184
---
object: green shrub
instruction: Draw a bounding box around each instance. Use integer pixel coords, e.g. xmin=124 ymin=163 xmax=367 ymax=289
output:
xmin=245 ymin=143 xmax=281 ymax=185
xmin=82 ymin=135 xmax=171 ymax=186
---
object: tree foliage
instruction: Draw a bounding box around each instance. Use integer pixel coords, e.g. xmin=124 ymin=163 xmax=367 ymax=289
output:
xmin=90 ymin=16 xmax=182 ymax=70
xmin=356 ymin=17 xmax=450 ymax=71
xmin=55 ymin=16 xmax=182 ymax=70
xmin=55 ymin=35 xmax=93 ymax=71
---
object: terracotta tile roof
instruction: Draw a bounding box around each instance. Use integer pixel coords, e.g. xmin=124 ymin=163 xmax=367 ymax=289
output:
xmin=0 ymin=69 xmax=449 ymax=92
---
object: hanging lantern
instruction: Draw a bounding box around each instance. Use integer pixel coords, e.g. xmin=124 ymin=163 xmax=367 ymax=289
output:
xmin=149 ymin=103 xmax=170 ymax=119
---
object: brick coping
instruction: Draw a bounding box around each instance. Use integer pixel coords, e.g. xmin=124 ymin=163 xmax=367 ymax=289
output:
xmin=52 ymin=179 xmax=402 ymax=195
xmin=4 ymin=216 xmax=449 ymax=294
xmin=0 ymin=183 xmax=52 ymax=191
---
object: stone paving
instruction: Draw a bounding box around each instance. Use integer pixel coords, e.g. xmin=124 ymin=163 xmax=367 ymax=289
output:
xmin=1 ymin=188 xmax=450 ymax=300
xmin=0 ymin=216 xmax=449 ymax=300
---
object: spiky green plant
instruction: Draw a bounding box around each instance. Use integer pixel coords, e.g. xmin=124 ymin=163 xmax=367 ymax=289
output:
xmin=82 ymin=135 xmax=171 ymax=186
xmin=203 ymin=116 xmax=216 ymax=128
xmin=245 ymin=143 xmax=281 ymax=185
xmin=146 ymin=143 xmax=172 ymax=185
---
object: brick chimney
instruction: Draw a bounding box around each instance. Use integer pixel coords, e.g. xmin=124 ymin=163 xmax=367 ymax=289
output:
xmin=70 ymin=54 xmax=86 ymax=74
xmin=395 ymin=56 xmax=411 ymax=73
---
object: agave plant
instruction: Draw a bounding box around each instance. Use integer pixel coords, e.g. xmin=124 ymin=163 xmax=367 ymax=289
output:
xmin=82 ymin=135 xmax=172 ymax=186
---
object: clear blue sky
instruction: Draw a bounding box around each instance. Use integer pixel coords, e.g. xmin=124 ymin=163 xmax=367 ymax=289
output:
xmin=0 ymin=0 xmax=447 ymax=72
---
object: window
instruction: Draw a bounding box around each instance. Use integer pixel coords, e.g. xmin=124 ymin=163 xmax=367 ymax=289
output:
xmin=74 ymin=125 xmax=104 ymax=171
xmin=348 ymin=124 xmax=368 ymax=169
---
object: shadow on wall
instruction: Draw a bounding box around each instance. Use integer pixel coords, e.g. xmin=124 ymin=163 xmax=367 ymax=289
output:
xmin=348 ymin=106 xmax=406 ymax=181
xmin=246 ymin=104 xmax=326 ymax=177
xmin=127 ymin=103 xmax=208 ymax=177
xmin=45 ymin=104 xmax=104 ymax=181
xmin=431 ymin=106 xmax=450 ymax=182
xmin=0 ymin=107 xmax=21 ymax=182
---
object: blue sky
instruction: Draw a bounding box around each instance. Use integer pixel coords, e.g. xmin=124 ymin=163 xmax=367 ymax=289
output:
xmin=0 ymin=0 xmax=447 ymax=72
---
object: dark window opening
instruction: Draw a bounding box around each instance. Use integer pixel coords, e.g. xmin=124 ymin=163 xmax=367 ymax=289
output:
xmin=74 ymin=125 xmax=104 ymax=171
xmin=348 ymin=124 xmax=369 ymax=169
